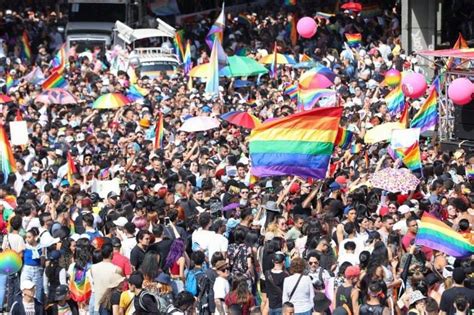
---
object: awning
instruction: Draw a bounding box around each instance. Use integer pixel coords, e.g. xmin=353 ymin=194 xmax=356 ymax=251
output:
xmin=416 ymin=48 xmax=474 ymax=59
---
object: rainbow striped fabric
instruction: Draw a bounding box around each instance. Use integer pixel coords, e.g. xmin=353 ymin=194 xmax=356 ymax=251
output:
xmin=42 ymin=70 xmax=67 ymax=89
xmin=183 ymin=40 xmax=192 ymax=76
xmin=394 ymin=141 xmax=422 ymax=171
xmin=410 ymin=88 xmax=438 ymax=133
xmin=154 ymin=113 xmax=165 ymax=150
xmin=205 ymin=39 xmax=220 ymax=96
xmin=206 ymin=5 xmax=225 ymax=49
xmin=0 ymin=125 xmax=17 ymax=183
xmin=415 ymin=212 xmax=474 ymax=257
xmin=335 ymin=127 xmax=354 ymax=150
xmin=466 ymin=167 xmax=474 ymax=180
xmin=350 ymin=143 xmax=361 ymax=154
xmin=6 ymin=74 xmax=15 ymax=92
xmin=345 ymin=33 xmax=362 ymax=47
xmin=66 ymin=152 xmax=77 ymax=186
xmin=284 ymin=83 xmax=298 ymax=100
xmin=399 ymin=102 xmax=409 ymax=127
xmin=298 ymin=88 xmax=336 ymax=110
xmin=21 ymin=31 xmax=31 ymax=60
xmin=385 ymin=85 xmax=405 ymax=117
xmin=174 ymin=29 xmax=185 ymax=62
xmin=249 ymin=107 xmax=342 ymax=178
xmin=300 ymin=54 xmax=313 ymax=62
xmin=287 ymin=15 xmax=298 ymax=46
xmin=127 ymin=84 xmax=148 ymax=101
xmin=52 ymin=44 xmax=67 ymax=73
xmin=69 ymin=264 xmax=92 ymax=303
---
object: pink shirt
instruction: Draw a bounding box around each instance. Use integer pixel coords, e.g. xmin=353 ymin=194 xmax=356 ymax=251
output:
xmin=112 ymin=251 xmax=132 ymax=276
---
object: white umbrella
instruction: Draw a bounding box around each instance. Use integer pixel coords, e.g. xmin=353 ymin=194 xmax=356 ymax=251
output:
xmin=179 ymin=116 xmax=220 ymax=132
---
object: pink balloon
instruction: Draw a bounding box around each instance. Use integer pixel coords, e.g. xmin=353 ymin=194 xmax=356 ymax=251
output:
xmin=448 ymin=78 xmax=474 ymax=105
xmin=401 ymin=72 xmax=427 ymax=99
xmin=297 ymin=17 xmax=317 ymax=39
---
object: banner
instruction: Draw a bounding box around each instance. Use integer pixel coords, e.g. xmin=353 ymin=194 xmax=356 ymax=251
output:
xmin=9 ymin=121 xmax=28 ymax=145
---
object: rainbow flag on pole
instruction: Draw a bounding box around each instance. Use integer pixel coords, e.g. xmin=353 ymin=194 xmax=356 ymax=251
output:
xmin=410 ymin=89 xmax=438 ymax=133
xmin=335 ymin=127 xmax=354 ymax=150
xmin=394 ymin=141 xmax=422 ymax=171
xmin=205 ymin=39 xmax=220 ymax=96
xmin=205 ymin=4 xmax=225 ymax=49
xmin=154 ymin=113 xmax=164 ymax=150
xmin=174 ymin=29 xmax=185 ymax=62
xmin=20 ymin=31 xmax=32 ymax=61
xmin=66 ymin=152 xmax=77 ymax=186
xmin=287 ymin=15 xmax=298 ymax=46
xmin=345 ymin=33 xmax=362 ymax=47
xmin=270 ymin=43 xmax=277 ymax=79
xmin=0 ymin=125 xmax=17 ymax=183
xmin=52 ymin=44 xmax=67 ymax=73
xmin=284 ymin=83 xmax=298 ymax=100
xmin=183 ymin=40 xmax=192 ymax=76
xmin=249 ymin=107 xmax=342 ymax=178
xmin=42 ymin=70 xmax=67 ymax=89
xmin=399 ymin=102 xmax=410 ymax=127
xmin=415 ymin=212 xmax=474 ymax=257
xmin=385 ymin=85 xmax=405 ymax=117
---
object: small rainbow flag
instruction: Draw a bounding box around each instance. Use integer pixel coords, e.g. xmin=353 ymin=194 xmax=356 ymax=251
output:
xmin=52 ymin=44 xmax=67 ymax=73
xmin=385 ymin=85 xmax=405 ymax=117
xmin=345 ymin=33 xmax=362 ymax=48
xmin=42 ymin=70 xmax=67 ymax=89
xmin=154 ymin=113 xmax=165 ymax=150
xmin=206 ymin=4 xmax=225 ymax=49
xmin=335 ymin=127 xmax=354 ymax=150
xmin=410 ymin=88 xmax=438 ymax=133
xmin=300 ymin=54 xmax=313 ymax=62
xmin=395 ymin=141 xmax=422 ymax=171
xmin=69 ymin=264 xmax=92 ymax=303
xmin=66 ymin=152 xmax=77 ymax=186
xmin=399 ymin=102 xmax=409 ymax=127
xmin=184 ymin=40 xmax=192 ymax=76
xmin=173 ymin=29 xmax=185 ymax=62
xmin=284 ymin=0 xmax=297 ymax=6
xmin=20 ymin=31 xmax=31 ymax=60
xmin=466 ymin=167 xmax=474 ymax=180
xmin=0 ymin=125 xmax=17 ymax=183
xmin=298 ymin=88 xmax=336 ymax=110
xmin=249 ymin=107 xmax=342 ymax=178
xmin=284 ymin=83 xmax=298 ymax=100
xmin=415 ymin=212 xmax=474 ymax=257
xmin=350 ymin=143 xmax=362 ymax=154
xmin=5 ymin=74 xmax=15 ymax=92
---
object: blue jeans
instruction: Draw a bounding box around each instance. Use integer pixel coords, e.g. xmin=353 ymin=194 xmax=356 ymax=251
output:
xmin=7 ymin=273 xmax=20 ymax=309
xmin=20 ymin=265 xmax=43 ymax=303
xmin=0 ymin=273 xmax=7 ymax=309
xmin=269 ymin=307 xmax=282 ymax=315
xmin=295 ymin=310 xmax=312 ymax=315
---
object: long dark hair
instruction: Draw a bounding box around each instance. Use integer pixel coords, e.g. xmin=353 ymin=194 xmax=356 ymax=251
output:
xmin=164 ymin=238 xmax=185 ymax=269
xmin=232 ymin=275 xmax=251 ymax=304
xmin=140 ymin=251 xmax=161 ymax=281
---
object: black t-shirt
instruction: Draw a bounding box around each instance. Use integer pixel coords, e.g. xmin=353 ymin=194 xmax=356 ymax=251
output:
xmin=147 ymin=239 xmax=173 ymax=269
xmin=206 ymin=268 xmax=218 ymax=313
xmin=265 ymin=270 xmax=289 ymax=309
xmin=292 ymin=194 xmax=312 ymax=217
xmin=439 ymin=286 xmax=474 ymax=315
xmin=111 ymin=290 xmax=121 ymax=306
xmin=134 ymin=291 xmax=160 ymax=315
xmin=130 ymin=245 xmax=146 ymax=270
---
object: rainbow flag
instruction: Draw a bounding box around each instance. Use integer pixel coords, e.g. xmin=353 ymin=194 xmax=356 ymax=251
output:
xmin=345 ymin=33 xmax=362 ymax=48
xmin=287 ymin=15 xmax=298 ymax=46
xmin=127 ymin=84 xmax=148 ymax=101
xmin=205 ymin=39 xmax=220 ymax=96
xmin=335 ymin=127 xmax=353 ymax=150
xmin=298 ymin=88 xmax=336 ymax=110
xmin=399 ymin=102 xmax=409 ymax=127
xmin=66 ymin=152 xmax=77 ymax=186
xmin=5 ymin=74 xmax=15 ymax=92
xmin=154 ymin=113 xmax=164 ymax=150
xmin=284 ymin=0 xmax=297 ymax=6
xmin=395 ymin=141 xmax=422 ymax=171
xmin=69 ymin=264 xmax=92 ymax=303
xmin=410 ymin=88 xmax=438 ymax=133
xmin=466 ymin=167 xmax=474 ymax=180
xmin=20 ymin=31 xmax=31 ymax=60
xmin=270 ymin=43 xmax=277 ymax=79
xmin=284 ymin=83 xmax=298 ymax=100
xmin=415 ymin=212 xmax=474 ymax=257
xmin=385 ymin=85 xmax=405 ymax=116
xmin=249 ymin=107 xmax=342 ymax=178
xmin=52 ymin=44 xmax=67 ymax=73
xmin=184 ymin=40 xmax=192 ymax=76
xmin=0 ymin=125 xmax=17 ymax=184
xmin=42 ymin=70 xmax=67 ymax=89
xmin=447 ymin=33 xmax=469 ymax=69
xmin=174 ymin=29 xmax=185 ymax=62
xmin=350 ymin=143 xmax=361 ymax=154
xmin=206 ymin=4 xmax=225 ymax=49
xmin=300 ymin=54 xmax=313 ymax=62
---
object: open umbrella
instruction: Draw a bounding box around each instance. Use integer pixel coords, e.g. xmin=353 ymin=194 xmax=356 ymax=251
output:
xmin=179 ymin=116 xmax=220 ymax=132
xmin=0 ymin=95 xmax=13 ymax=104
xmin=341 ymin=2 xmax=362 ymax=12
xmin=222 ymin=56 xmax=269 ymax=77
xmin=92 ymin=93 xmax=130 ymax=109
xmin=259 ymin=53 xmax=296 ymax=64
xmin=370 ymin=168 xmax=420 ymax=193
xmin=299 ymin=65 xmax=336 ymax=89
xmin=35 ymin=88 xmax=77 ymax=105
xmin=220 ymin=111 xmax=261 ymax=129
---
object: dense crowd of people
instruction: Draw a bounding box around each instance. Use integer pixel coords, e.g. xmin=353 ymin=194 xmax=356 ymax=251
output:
xmin=0 ymin=1 xmax=473 ymax=315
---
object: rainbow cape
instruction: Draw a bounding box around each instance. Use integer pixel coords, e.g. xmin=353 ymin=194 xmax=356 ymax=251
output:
xmin=385 ymin=85 xmax=405 ymax=116
xmin=394 ymin=141 xmax=422 ymax=171
xmin=154 ymin=113 xmax=164 ymax=150
xmin=66 ymin=152 xmax=77 ymax=186
xmin=183 ymin=40 xmax=192 ymax=76
xmin=345 ymin=33 xmax=362 ymax=47
xmin=335 ymin=127 xmax=354 ymax=150
xmin=415 ymin=212 xmax=474 ymax=257
xmin=0 ymin=125 xmax=17 ymax=183
xmin=298 ymin=88 xmax=336 ymax=110
xmin=410 ymin=88 xmax=438 ymax=133
xmin=249 ymin=107 xmax=342 ymax=178
xmin=21 ymin=31 xmax=31 ymax=60
xmin=205 ymin=4 xmax=225 ymax=49
xmin=42 ymin=70 xmax=67 ymax=89
xmin=69 ymin=264 xmax=92 ymax=303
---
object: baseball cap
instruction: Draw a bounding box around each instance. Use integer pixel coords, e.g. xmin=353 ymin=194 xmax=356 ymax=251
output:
xmin=81 ymin=198 xmax=92 ymax=208
xmin=21 ymin=280 xmax=36 ymax=290
xmin=76 ymin=133 xmax=85 ymax=141
xmin=111 ymin=237 xmax=122 ymax=248
xmin=344 ymin=266 xmax=361 ymax=278
xmin=453 ymin=267 xmax=466 ymax=284
xmin=398 ymin=204 xmax=411 ymax=214
xmin=113 ymin=217 xmax=128 ymax=227
xmin=54 ymin=285 xmax=69 ymax=301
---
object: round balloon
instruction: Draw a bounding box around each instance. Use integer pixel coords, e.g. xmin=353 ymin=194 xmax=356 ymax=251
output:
xmin=297 ymin=17 xmax=317 ymax=39
xmin=402 ymin=72 xmax=427 ymax=99
xmin=385 ymin=69 xmax=401 ymax=87
xmin=448 ymin=78 xmax=474 ymax=105
xmin=0 ymin=250 xmax=22 ymax=275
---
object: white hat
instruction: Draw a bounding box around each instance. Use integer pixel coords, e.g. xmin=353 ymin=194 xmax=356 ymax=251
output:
xmin=409 ymin=290 xmax=426 ymax=305
xmin=113 ymin=217 xmax=128 ymax=227
xmin=21 ymin=280 xmax=36 ymax=290
xmin=40 ymin=232 xmax=60 ymax=248
xmin=153 ymin=183 xmax=167 ymax=192
xmin=65 ymin=136 xmax=74 ymax=143
xmin=79 ymin=233 xmax=91 ymax=240
xmin=76 ymin=133 xmax=85 ymax=142
xmin=31 ymin=166 xmax=40 ymax=174
xmin=398 ymin=205 xmax=412 ymax=214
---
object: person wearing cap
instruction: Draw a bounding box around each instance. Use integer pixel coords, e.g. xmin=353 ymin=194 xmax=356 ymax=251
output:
xmin=10 ymin=280 xmax=43 ymax=315
xmin=392 ymin=204 xmax=413 ymax=235
xmin=111 ymin=237 xmax=132 ymax=278
xmin=264 ymin=251 xmax=289 ymax=315
xmin=213 ymin=260 xmax=230 ymax=315
xmin=439 ymin=267 xmax=474 ymax=315
xmin=45 ymin=285 xmax=79 ymax=315
xmin=335 ymin=265 xmax=360 ymax=315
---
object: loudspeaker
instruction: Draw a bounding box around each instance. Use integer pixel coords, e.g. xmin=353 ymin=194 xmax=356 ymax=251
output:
xmin=453 ymin=100 xmax=474 ymax=141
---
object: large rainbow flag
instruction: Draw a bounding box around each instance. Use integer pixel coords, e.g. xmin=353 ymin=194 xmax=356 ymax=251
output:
xmin=249 ymin=107 xmax=342 ymax=178
xmin=385 ymin=85 xmax=405 ymax=116
xmin=415 ymin=212 xmax=474 ymax=257
xmin=205 ymin=39 xmax=220 ymax=96
xmin=410 ymin=88 xmax=438 ymax=133
xmin=205 ymin=4 xmax=225 ymax=49
xmin=173 ymin=29 xmax=185 ymax=62
xmin=0 ymin=125 xmax=17 ymax=183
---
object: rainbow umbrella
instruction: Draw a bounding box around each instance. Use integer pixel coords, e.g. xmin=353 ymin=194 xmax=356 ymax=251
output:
xmin=299 ymin=65 xmax=336 ymax=89
xmin=92 ymin=93 xmax=130 ymax=109
xmin=220 ymin=111 xmax=261 ymax=129
xmin=259 ymin=53 xmax=296 ymax=65
xmin=0 ymin=94 xmax=13 ymax=104
xmin=0 ymin=250 xmax=22 ymax=275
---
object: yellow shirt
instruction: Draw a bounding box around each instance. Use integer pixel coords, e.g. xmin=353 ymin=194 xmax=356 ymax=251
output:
xmin=119 ymin=290 xmax=135 ymax=315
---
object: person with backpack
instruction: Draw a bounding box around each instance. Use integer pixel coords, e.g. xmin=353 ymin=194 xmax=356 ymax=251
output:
xmin=185 ymin=250 xmax=211 ymax=314
xmin=265 ymin=252 xmax=289 ymax=315
xmin=306 ymin=251 xmax=331 ymax=290
xmin=359 ymin=281 xmax=390 ymax=315
xmin=129 ymin=271 xmax=161 ymax=315
xmin=165 ymin=291 xmax=195 ymax=315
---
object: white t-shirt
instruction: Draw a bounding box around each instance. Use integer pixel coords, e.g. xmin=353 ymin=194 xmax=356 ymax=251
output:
xmin=121 ymin=236 xmax=137 ymax=260
xmin=192 ymin=229 xmax=215 ymax=252
xmin=2 ymin=233 xmax=25 ymax=253
xmin=213 ymin=276 xmax=230 ymax=315
xmin=207 ymin=234 xmax=228 ymax=261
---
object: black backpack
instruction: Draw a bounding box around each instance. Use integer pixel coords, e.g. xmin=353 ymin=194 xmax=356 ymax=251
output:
xmin=196 ymin=272 xmax=211 ymax=315
xmin=137 ymin=290 xmax=168 ymax=315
